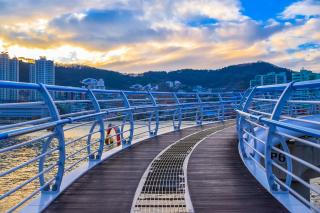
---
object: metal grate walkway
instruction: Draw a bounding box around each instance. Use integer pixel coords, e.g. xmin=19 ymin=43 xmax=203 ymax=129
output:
xmin=132 ymin=125 xmax=230 ymax=213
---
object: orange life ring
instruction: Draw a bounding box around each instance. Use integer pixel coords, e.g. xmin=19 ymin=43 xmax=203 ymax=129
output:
xmin=105 ymin=125 xmax=121 ymax=146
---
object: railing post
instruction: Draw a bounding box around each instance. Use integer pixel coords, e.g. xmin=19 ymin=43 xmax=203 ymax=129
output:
xmin=238 ymin=89 xmax=251 ymax=112
xmin=239 ymin=92 xmax=243 ymax=99
xmin=218 ymin=93 xmax=224 ymax=121
xmin=196 ymin=93 xmax=203 ymax=125
xmin=120 ymin=91 xmax=134 ymax=146
xmin=238 ymin=87 xmax=256 ymax=159
xmin=86 ymin=89 xmax=105 ymax=160
xmin=38 ymin=84 xmax=65 ymax=192
xmin=265 ymin=83 xmax=293 ymax=192
xmin=232 ymin=92 xmax=240 ymax=117
xmin=173 ymin=92 xmax=182 ymax=130
xmin=148 ymin=91 xmax=159 ymax=136
xmin=237 ymin=90 xmax=250 ymax=125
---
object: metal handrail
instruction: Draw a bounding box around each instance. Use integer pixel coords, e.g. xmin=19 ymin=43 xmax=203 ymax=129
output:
xmin=237 ymin=79 xmax=320 ymax=212
xmin=0 ymin=80 xmax=242 ymax=212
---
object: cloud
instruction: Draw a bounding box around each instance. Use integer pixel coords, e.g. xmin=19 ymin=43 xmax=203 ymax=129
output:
xmin=268 ymin=18 xmax=320 ymax=51
xmin=49 ymin=8 xmax=170 ymax=50
xmin=208 ymin=19 xmax=285 ymax=43
xmin=172 ymin=0 xmax=244 ymax=21
xmin=0 ymin=0 xmax=319 ymax=73
xmin=0 ymin=0 xmax=130 ymax=22
xmin=281 ymin=0 xmax=320 ymax=19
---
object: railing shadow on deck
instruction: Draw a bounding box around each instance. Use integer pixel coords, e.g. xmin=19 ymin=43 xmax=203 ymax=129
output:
xmin=0 ymin=80 xmax=242 ymax=212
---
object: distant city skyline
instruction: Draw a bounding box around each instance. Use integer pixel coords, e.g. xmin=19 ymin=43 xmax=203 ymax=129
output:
xmin=0 ymin=52 xmax=19 ymax=101
xmin=0 ymin=52 xmax=55 ymax=101
xmin=0 ymin=0 xmax=319 ymax=73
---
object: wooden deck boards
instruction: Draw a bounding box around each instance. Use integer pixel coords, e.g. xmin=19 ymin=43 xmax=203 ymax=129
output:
xmin=44 ymin=124 xmax=220 ymax=213
xmin=187 ymin=126 xmax=289 ymax=213
xmin=44 ymin=123 xmax=289 ymax=213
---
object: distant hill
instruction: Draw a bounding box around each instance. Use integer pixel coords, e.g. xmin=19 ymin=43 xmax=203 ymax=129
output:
xmin=19 ymin=61 xmax=294 ymax=91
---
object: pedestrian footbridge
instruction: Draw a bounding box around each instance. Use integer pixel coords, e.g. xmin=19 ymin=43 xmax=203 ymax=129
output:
xmin=0 ymin=80 xmax=319 ymax=212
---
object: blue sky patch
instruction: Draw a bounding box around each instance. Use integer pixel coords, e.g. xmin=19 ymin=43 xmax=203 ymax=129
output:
xmin=298 ymin=42 xmax=320 ymax=50
xmin=186 ymin=16 xmax=217 ymax=27
xmin=240 ymin=0 xmax=299 ymax=21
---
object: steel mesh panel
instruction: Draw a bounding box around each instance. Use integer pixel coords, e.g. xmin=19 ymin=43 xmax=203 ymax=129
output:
xmin=132 ymin=127 xmax=222 ymax=213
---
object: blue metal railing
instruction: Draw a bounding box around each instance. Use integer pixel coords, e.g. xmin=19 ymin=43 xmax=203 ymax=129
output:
xmin=0 ymin=80 xmax=242 ymax=212
xmin=237 ymin=80 xmax=320 ymax=212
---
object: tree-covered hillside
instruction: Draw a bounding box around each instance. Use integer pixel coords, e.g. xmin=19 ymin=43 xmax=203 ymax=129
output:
xmin=19 ymin=61 xmax=294 ymax=90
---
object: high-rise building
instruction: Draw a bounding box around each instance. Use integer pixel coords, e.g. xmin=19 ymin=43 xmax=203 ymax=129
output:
xmin=0 ymin=53 xmax=9 ymax=80
xmin=9 ymin=57 xmax=19 ymax=100
xmin=29 ymin=63 xmax=36 ymax=83
xmin=292 ymin=69 xmax=320 ymax=82
xmin=0 ymin=52 xmax=19 ymax=102
xmin=0 ymin=52 xmax=10 ymax=101
xmin=33 ymin=57 xmax=55 ymax=85
xmin=250 ymin=72 xmax=287 ymax=88
xmin=292 ymin=69 xmax=320 ymax=98
xmin=29 ymin=57 xmax=55 ymax=100
xmin=9 ymin=57 xmax=19 ymax=81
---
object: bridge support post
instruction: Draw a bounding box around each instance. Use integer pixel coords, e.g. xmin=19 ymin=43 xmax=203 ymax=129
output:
xmin=265 ymin=83 xmax=293 ymax=192
xmin=196 ymin=93 xmax=203 ymax=125
xmin=148 ymin=91 xmax=159 ymax=137
xmin=238 ymin=87 xmax=256 ymax=159
xmin=86 ymin=89 xmax=105 ymax=160
xmin=173 ymin=93 xmax=182 ymax=131
xmin=120 ymin=91 xmax=134 ymax=146
xmin=218 ymin=93 xmax=224 ymax=121
xmin=38 ymin=84 xmax=65 ymax=192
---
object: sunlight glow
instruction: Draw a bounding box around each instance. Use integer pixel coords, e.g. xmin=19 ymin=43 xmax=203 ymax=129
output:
xmin=0 ymin=0 xmax=319 ymax=72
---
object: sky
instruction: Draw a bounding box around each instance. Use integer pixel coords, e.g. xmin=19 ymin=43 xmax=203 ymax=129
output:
xmin=0 ymin=0 xmax=319 ymax=73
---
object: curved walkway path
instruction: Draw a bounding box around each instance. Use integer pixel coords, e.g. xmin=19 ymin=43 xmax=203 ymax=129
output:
xmin=44 ymin=122 xmax=288 ymax=213
xmin=188 ymin=126 xmax=288 ymax=213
